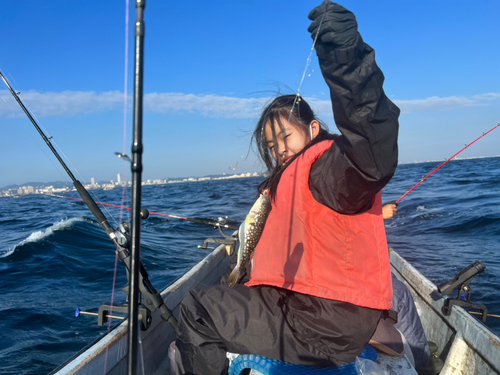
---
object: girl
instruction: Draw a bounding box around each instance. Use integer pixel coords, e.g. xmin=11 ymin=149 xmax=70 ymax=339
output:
xmin=174 ymin=2 xmax=400 ymax=374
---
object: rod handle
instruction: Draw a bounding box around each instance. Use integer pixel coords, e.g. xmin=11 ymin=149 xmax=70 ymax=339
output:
xmin=74 ymin=180 xmax=114 ymax=236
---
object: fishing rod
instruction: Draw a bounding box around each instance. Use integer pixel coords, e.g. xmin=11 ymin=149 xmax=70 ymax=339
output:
xmin=0 ymin=73 xmax=115 ymax=236
xmin=42 ymin=193 xmax=240 ymax=230
xmin=1 ymin=67 xmax=179 ymax=330
xmin=395 ymin=123 xmax=500 ymax=204
xmin=0 ymin=8 xmax=179 ymax=370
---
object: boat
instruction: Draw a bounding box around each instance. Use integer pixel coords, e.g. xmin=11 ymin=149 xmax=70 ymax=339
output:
xmin=50 ymin=239 xmax=500 ymax=375
xmin=4 ymin=3 xmax=499 ymax=374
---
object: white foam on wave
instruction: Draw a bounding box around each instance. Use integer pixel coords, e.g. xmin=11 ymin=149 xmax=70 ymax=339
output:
xmin=411 ymin=205 xmax=445 ymax=220
xmin=416 ymin=205 xmax=444 ymax=213
xmin=0 ymin=217 xmax=86 ymax=258
xmin=0 ymin=248 xmax=15 ymax=258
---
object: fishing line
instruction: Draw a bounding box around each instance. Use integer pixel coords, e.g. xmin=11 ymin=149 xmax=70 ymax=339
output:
xmin=260 ymin=13 xmax=325 ymax=165
xmin=0 ymin=85 xmax=72 ymax=185
xmin=4 ymin=73 xmax=102 ymax=208
xmin=122 ymin=0 xmax=130 ymax=160
xmin=109 ymin=0 xmax=131 ymax=325
xmin=0 ymin=77 xmax=74 ymax=185
xmin=31 ymin=113 xmax=92 ymax=190
xmin=0 ymin=71 xmax=123 ymax=228
xmin=118 ymin=0 xmax=131 ymax=225
xmin=288 ymin=11 xmax=326 ymax=122
xmin=29 ymin=112 xmax=81 ymax=183
xmin=42 ymin=193 xmax=240 ymax=230
xmin=0 ymin=72 xmax=123 ymax=228
xmin=29 ymin=113 xmax=95 ymax=195
xmin=7 ymin=71 xmax=18 ymax=85
xmin=1 ymin=95 xmax=15 ymax=112
xmin=105 ymin=1 xmax=132 ymax=373
xmin=138 ymin=331 xmax=146 ymax=375
xmin=396 ymin=123 xmax=500 ymax=204
xmin=296 ymin=12 xmax=324 ymax=98
xmin=36 ymin=123 xmax=124 ymax=228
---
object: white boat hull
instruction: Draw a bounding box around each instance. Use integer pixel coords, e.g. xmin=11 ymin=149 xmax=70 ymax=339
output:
xmin=390 ymin=249 xmax=500 ymax=374
xmin=52 ymin=245 xmax=500 ymax=375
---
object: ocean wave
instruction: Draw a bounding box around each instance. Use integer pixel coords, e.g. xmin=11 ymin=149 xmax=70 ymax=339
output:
xmin=0 ymin=217 xmax=86 ymax=258
xmin=439 ymin=216 xmax=500 ymax=234
xmin=407 ymin=205 xmax=445 ymax=220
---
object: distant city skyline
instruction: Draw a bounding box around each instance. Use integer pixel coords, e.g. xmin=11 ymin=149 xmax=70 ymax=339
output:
xmin=5 ymin=154 xmax=500 ymax=193
xmin=0 ymin=171 xmax=266 ymax=194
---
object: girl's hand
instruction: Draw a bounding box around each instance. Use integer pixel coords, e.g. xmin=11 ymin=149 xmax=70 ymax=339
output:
xmin=382 ymin=203 xmax=398 ymax=220
xmin=308 ymin=1 xmax=358 ymax=47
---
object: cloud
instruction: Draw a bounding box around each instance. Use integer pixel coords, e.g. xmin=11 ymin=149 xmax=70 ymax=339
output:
xmin=307 ymin=98 xmax=334 ymax=117
xmin=0 ymin=89 xmax=269 ymax=119
xmin=0 ymin=90 xmax=124 ymax=118
xmin=1 ymin=89 xmax=499 ymax=119
xmin=144 ymin=92 xmax=268 ymax=119
xmin=393 ymin=96 xmax=476 ymax=113
xmin=393 ymin=93 xmax=500 ymax=114
xmin=472 ymin=93 xmax=500 ymax=100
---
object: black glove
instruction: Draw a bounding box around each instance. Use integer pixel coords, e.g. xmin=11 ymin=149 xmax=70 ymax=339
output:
xmin=308 ymin=1 xmax=358 ymax=47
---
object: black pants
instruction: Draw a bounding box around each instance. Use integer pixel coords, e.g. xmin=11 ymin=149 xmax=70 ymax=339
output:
xmin=174 ymin=283 xmax=381 ymax=375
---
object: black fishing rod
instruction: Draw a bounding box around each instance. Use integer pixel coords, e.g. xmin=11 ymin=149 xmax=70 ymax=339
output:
xmin=0 ymin=69 xmax=179 ymax=333
xmin=129 ymin=0 xmax=145 ymax=372
xmin=0 ymin=5 xmax=179 ymax=373
xmin=0 ymin=72 xmax=119 ymax=238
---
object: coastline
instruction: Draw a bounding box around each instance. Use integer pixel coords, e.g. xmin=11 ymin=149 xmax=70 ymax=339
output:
xmin=0 ymin=172 xmax=266 ymax=198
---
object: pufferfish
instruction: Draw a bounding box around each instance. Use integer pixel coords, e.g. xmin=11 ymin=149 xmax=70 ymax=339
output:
xmin=227 ymin=190 xmax=271 ymax=287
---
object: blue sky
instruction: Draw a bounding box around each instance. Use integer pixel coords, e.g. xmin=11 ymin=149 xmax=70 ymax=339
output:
xmin=1 ymin=1 xmax=499 ymax=188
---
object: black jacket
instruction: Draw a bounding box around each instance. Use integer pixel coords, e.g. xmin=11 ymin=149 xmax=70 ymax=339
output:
xmin=310 ymin=35 xmax=400 ymax=214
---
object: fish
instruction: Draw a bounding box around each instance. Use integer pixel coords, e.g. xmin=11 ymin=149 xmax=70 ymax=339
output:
xmin=227 ymin=190 xmax=271 ymax=287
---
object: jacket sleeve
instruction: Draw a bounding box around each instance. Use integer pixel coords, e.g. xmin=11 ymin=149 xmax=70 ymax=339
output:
xmin=309 ymin=35 xmax=400 ymax=214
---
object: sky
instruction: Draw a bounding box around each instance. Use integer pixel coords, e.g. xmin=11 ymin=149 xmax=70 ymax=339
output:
xmin=1 ymin=1 xmax=499 ymax=188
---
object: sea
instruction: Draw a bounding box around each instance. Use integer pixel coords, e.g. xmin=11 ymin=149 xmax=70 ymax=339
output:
xmin=1 ymin=156 xmax=499 ymax=375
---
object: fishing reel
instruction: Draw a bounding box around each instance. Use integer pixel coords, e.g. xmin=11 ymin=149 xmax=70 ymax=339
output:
xmin=97 ymin=212 xmax=177 ymax=332
xmin=98 ymin=221 xmax=151 ymax=330
xmin=438 ymin=261 xmax=488 ymax=322
xmin=198 ymin=217 xmax=239 ymax=256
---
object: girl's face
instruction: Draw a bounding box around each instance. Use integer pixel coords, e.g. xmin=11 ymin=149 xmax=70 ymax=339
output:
xmin=265 ymin=119 xmax=318 ymax=166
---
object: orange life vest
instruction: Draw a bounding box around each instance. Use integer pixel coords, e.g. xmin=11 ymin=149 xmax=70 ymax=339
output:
xmin=246 ymin=140 xmax=393 ymax=310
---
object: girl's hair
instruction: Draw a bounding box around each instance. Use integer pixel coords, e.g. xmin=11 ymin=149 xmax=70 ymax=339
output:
xmin=252 ymin=94 xmax=329 ymax=199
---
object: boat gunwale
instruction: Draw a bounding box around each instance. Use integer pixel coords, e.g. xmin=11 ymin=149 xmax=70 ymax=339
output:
xmin=390 ymin=248 xmax=500 ymax=372
xmin=52 ymin=242 xmax=230 ymax=375
xmin=54 ymin=246 xmax=500 ymax=374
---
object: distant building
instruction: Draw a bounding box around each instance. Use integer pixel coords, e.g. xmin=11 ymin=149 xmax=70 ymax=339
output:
xmin=16 ymin=186 xmax=35 ymax=196
xmin=91 ymin=177 xmax=95 ymax=185
xmin=117 ymin=174 xmax=122 ymax=184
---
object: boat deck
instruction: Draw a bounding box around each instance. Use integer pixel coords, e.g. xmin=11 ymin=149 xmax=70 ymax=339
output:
xmin=53 ymin=245 xmax=500 ymax=375
xmin=374 ymin=353 xmax=418 ymax=374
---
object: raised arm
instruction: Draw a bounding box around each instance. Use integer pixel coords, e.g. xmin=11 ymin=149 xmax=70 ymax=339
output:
xmin=308 ymin=1 xmax=400 ymax=214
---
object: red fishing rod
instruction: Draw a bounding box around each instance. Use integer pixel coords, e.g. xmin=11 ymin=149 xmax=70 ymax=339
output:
xmin=396 ymin=123 xmax=500 ymax=204
xmin=42 ymin=193 xmax=239 ymax=230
